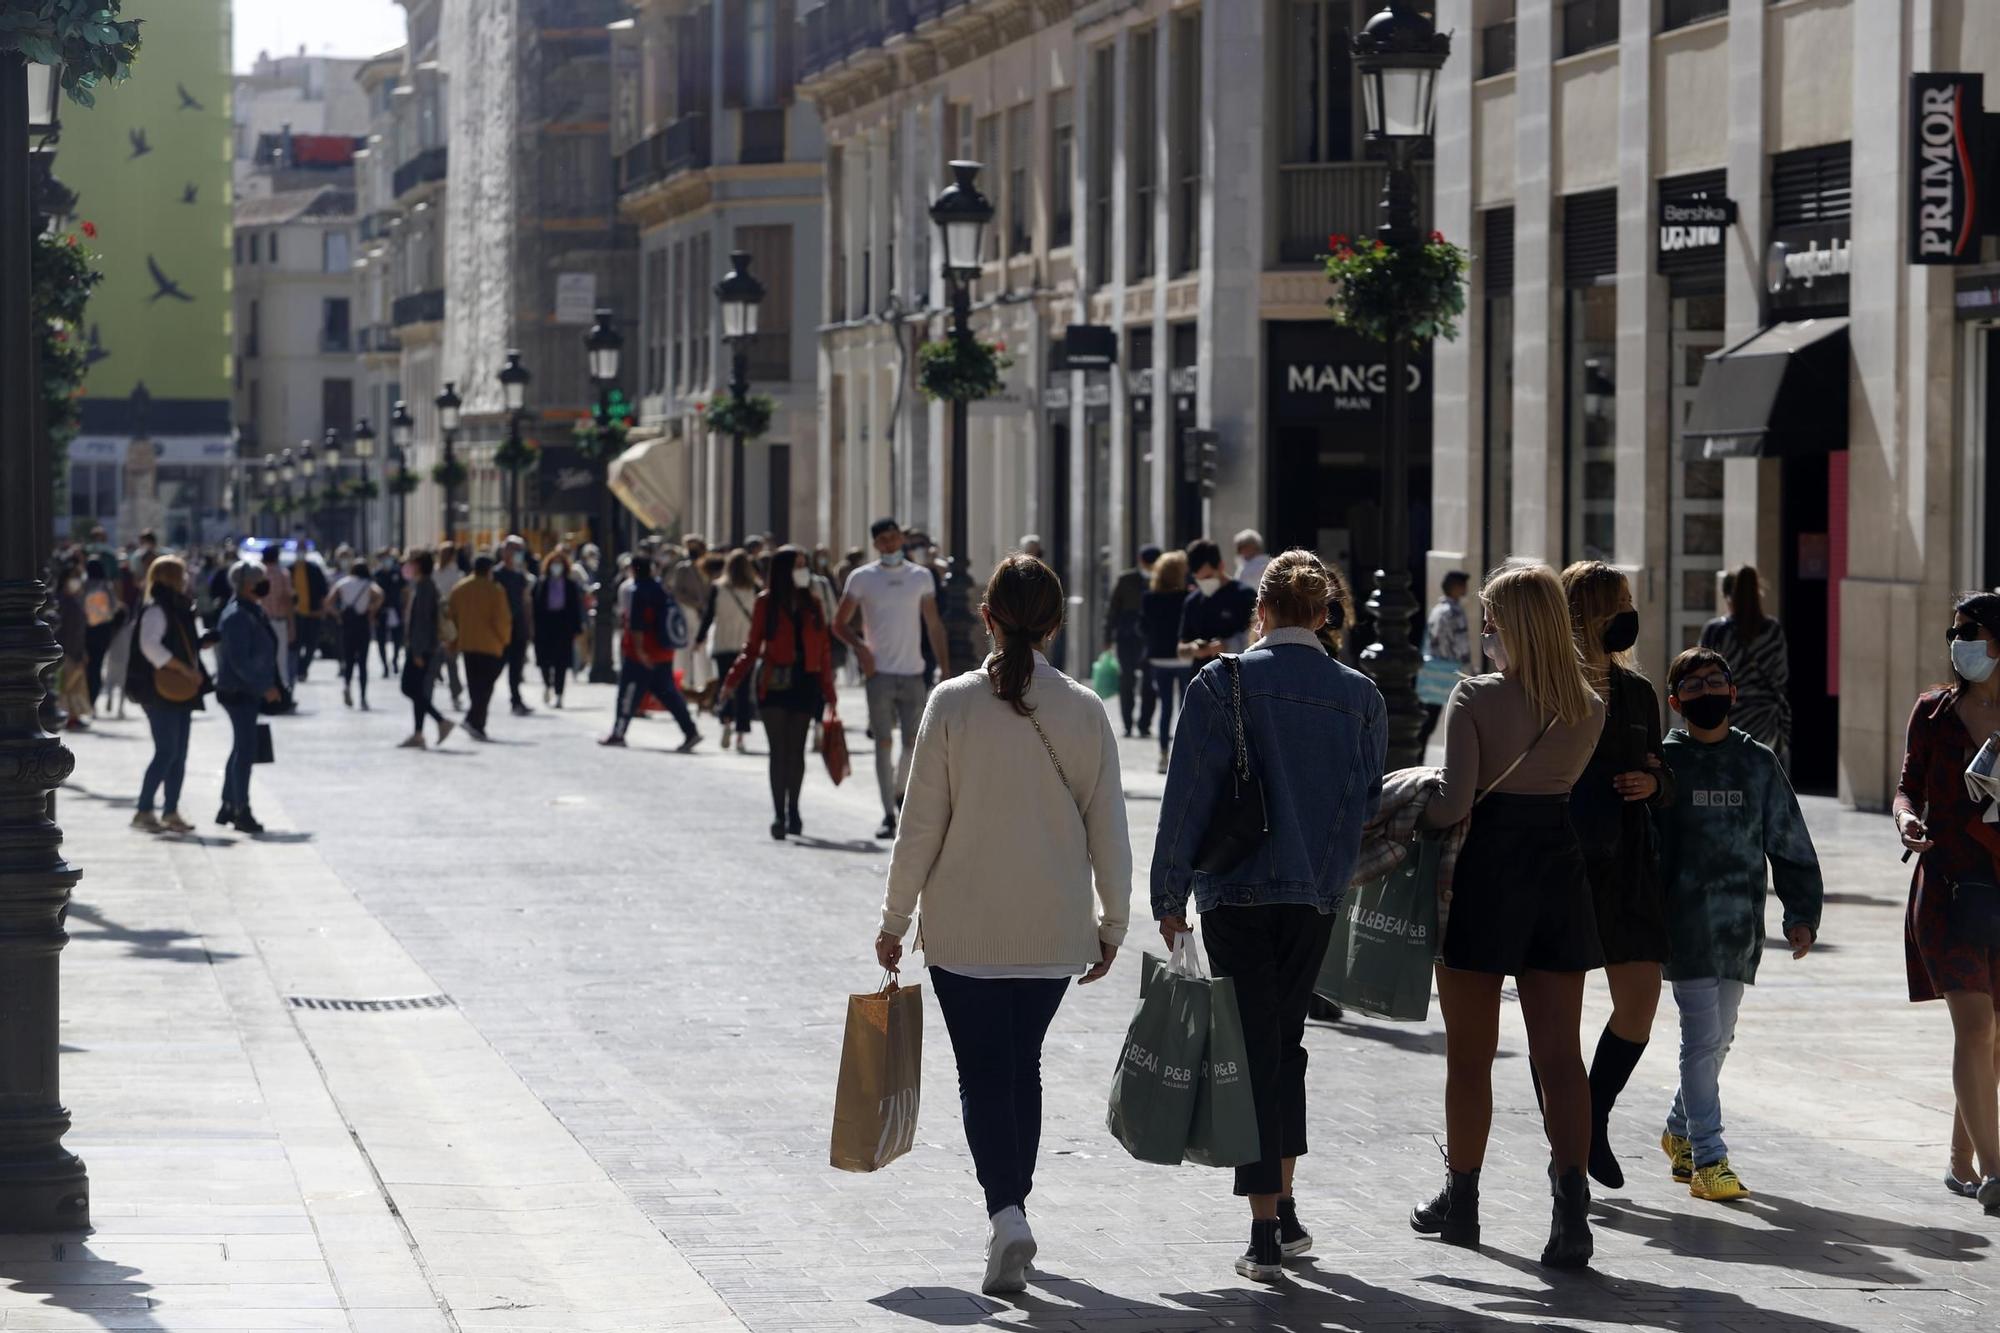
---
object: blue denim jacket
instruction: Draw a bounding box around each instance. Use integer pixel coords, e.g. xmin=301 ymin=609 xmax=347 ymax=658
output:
xmin=214 ymin=597 xmax=278 ymax=699
xmin=1150 ymin=628 xmax=1387 ymax=918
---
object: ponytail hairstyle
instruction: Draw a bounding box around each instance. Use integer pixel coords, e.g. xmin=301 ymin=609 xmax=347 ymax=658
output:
xmin=983 ymin=554 xmax=1066 ymax=716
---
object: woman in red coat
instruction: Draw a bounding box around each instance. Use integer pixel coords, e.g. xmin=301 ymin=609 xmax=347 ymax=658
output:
xmin=722 ymin=544 xmax=841 ymax=840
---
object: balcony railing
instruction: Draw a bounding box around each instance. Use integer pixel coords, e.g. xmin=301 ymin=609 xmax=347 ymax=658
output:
xmin=393 ymin=145 xmax=448 ymax=199
xmin=391 ymin=288 xmax=446 ymax=328
xmin=618 ymin=113 xmax=711 ymax=194
xmin=1277 ymin=162 xmax=1435 ymax=265
xmin=319 ymin=330 xmax=352 ymax=354
xmin=358 ymin=324 xmax=402 ymax=354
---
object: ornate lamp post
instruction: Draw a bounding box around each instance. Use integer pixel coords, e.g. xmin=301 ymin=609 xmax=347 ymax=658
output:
xmin=496 ymin=350 xmax=531 ymax=538
xmin=321 ymin=427 xmax=344 ymax=548
xmin=1352 ymin=2 xmax=1449 ymax=769
xmin=585 ymin=309 xmax=624 ymax=684
xmin=714 ymin=251 xmax=765 ymax=545
xmin=297 ymin=438 xmax=318 ymax=547
xmin=435 ymin=381 xmax=462 ymax=543
xmin=352 ymin=417 xmax=376 ymax=552
xmin=390 ymin=400 xmax=414 ymax=552
xmin=279 ymin=447 xmax=297 ymax=538
xmin=0 ymin=50 xmax=89 ymax=1231
xmin=928 ymin=159 xmax=993 ymax=676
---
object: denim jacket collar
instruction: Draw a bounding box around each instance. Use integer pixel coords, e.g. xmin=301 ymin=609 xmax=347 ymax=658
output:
xmin=1249 ymin=626 xmax=1326 ymax=654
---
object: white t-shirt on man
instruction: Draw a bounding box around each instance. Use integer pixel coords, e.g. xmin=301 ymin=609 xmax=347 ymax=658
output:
xmin=844 ymin=559 xmax=934 ymax=677
xmin=330 ymin=574 xmax=377 ymax=615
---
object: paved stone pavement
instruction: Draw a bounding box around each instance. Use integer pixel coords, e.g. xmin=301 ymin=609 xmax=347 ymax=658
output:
xmin=29 ymin=662 xmax=2000 ymax=1331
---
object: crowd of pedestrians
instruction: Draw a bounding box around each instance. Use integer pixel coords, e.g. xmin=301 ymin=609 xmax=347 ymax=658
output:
xmin=42 ymin=519 xmax=2000 ymax=1293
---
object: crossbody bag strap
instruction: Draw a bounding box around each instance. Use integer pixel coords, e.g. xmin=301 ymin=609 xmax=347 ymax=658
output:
xmin=1475 ymin=714 xmax=1558 ymax=807
xmin=1224 ymin=654 xmax=1251 ymax=782
xmin=1025 ymin=710 xmax=1091 ymax=833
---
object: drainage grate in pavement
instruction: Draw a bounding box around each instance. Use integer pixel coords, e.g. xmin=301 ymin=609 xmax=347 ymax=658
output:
xmin=287 ymin=993 xmax=455 ymax=1013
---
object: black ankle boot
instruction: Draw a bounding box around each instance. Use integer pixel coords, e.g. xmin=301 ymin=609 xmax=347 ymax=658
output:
xmin=1587 ymin=1027 xmax=1647 ymax=1191
xmin=1411 ymin=1167 xmax=1480 ymax=1248
xmin=1542 ymin=1168 xmax=1594 ymax=1268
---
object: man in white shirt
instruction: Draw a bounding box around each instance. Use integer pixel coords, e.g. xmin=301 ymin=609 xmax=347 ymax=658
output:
xmin=834 ymin=517 xmax=950 ymax=839
xmin=1235 ymin=529 xmax=1271 ymax=588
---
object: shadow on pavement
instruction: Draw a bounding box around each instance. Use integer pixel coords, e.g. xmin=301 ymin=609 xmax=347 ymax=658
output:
xmin=870 ymin=1272 xmax=1194 ymax=1328
xmin=793 ymin=836 xmax=886 ymax=854
xmin=1591 ymin=1190 xmax=1986 ymax=1283
xmin=246 ymin=830 xmax=316 ymax=844
xmin=15 ymin=1249 xmax=163 ymax=1333
xmin=1416 ymin=1262 xmax=1860 ymax=1333
xmin=1311 ymin=1019 xmax=1521 ymax=1062
xmin=59 ymin=785 xmax=140 ymax=805
xmin=68 ymin=900 xmax=236 ymax=966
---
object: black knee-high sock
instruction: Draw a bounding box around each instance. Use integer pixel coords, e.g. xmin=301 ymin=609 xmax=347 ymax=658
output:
xmin=1587 ymin=1025 xmax=1647 ymax=1189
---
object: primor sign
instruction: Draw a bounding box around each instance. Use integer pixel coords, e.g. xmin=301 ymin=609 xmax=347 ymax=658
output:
xmin=1910 ymin=73 xmax=1992 ymax=265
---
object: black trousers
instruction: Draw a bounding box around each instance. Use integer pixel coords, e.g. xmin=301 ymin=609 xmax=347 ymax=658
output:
xmin=1200 ymin=903 xmax=1336 ymax=1197
xmin=929 ymin=967 xmax=1070 ymax=1217
xmin=1115 ymin=641 xmax=1156 ymax=735
xmin=762 ymin=701 xmax=813 ymax=817
xmin=338 ymin=612 xmax=371 ymax=702
xmin=463 ymin=651 xmax=504 ymax=733
xmin=505 ymin=638 xmax=529 ymax=706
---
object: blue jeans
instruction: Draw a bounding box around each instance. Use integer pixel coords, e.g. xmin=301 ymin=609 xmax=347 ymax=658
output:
xmin=138 ymin=705 xmax=193 ymax=814
xmin=1152 ymin=665 xmax=1192 ymax=752
xmin=221 ymin=696 xmax=261 ymax=812
xmin=928 ymin=967 xmax=1069 ymax=1217
xmin=1664 ymin=977 xmax=1746 ymax=1168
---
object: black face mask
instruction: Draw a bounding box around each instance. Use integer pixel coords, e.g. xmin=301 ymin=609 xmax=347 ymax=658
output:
xmin=1602 ymin=609 xmax=1640 ymax=654
xmin=1679 ymin=694 xmax=1732 ymax=731
xmin=251 ymin=579 xmax=271 ymax=599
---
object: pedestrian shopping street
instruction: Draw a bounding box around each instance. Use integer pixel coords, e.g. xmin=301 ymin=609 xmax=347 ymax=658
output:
xmin=10 ymin=669 xmax=1992 ymax=1333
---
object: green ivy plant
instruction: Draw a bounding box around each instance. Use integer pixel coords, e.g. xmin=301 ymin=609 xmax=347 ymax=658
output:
xmin=430 ymin=458 xmax=467 ymax=489
xmin=387 ymin=469 xmax=421 ymax=497
xmin=918 ymin=335 xmax=1011 ymax=402
xmin=345 ymin=476 xmax=380 ymax=502
xmin=1320 ymin=230 xmax=1470 ymax=346
xmin=1 ymin=2 xmax=145 ymax=107
xmin=33 ymin=221 xmax=103 ymax=511
xmin=701 ymin=392 xmax=774 ymax=440
xmin=494 ymin=434 xmax=538 ymax=474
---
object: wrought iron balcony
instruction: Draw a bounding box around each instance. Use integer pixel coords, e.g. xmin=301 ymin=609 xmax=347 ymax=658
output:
xmin=393 ymin=145 xmax=448 ymax=200
xmin=392 ymin=288 xmax=446 ymax=328
xmin=618 ymin=114 xmax=711 ymax=194
xmin=358 ymin=324 xmax=403 ymax=354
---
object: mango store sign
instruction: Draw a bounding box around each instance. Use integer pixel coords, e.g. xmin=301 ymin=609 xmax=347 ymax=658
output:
xmin=1282 ymin=360 xmax=1423 ymax=412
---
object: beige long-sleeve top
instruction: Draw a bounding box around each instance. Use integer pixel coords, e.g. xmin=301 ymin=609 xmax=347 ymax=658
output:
xmin=881 ymin=656 xmax=1132 ymax=967
xmin=1424 ymin=671 xmax=1605 ymax=828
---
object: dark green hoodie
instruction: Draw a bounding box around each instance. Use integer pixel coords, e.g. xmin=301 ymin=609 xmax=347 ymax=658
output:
xmin=1659 ymin=727 xmax=1823 ymax=983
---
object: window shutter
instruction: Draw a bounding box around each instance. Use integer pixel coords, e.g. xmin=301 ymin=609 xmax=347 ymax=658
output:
xmin=1562 ymin=189 xmax=1617 ymax=287
xmin=1771 ymin=144 xmax=1852 ymax=226
xmin=722 ymin=0 xmax=747 ymax=109
xmin=1483 ymin=207 xmax=1514 ymax=295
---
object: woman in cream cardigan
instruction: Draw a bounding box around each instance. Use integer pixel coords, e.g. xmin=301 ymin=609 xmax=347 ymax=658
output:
xmin=874 ymin=553 xmax=1132 ymax=1297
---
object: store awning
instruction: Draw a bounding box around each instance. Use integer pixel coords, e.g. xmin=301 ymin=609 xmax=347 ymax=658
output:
xmin=607 ymin=436 xmax=687 ymax=531
xmin=1680 ymin=317 xmax=1850 ymax=461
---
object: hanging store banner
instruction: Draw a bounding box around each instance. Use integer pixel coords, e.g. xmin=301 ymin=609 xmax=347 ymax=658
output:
xmin=1657 ymin=194 xmax=1734 ymax=267
xmin=1910 ymin=73 xmax=1988 ymax=265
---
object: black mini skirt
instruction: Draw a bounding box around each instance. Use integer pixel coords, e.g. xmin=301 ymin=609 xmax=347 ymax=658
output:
xmin=1441 ymin=793 xmax=1605 ymax=976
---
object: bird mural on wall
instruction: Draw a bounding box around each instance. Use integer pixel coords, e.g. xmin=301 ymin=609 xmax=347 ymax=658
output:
xmin=146 ymin=256 xmax=193 ymax=304
xmin=82 ymin=325 xmax=109 ymax=368
xmin=177 ymin=83 xmax=204 ymax=112
xmin=182 ymin=183 xmax=198 ymax=205
xmin=128 ymin=128 xmax=151 ymax=159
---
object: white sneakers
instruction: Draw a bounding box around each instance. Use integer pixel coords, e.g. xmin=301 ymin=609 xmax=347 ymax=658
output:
xmin=981 ymin=1206 xmax=1035 ymax=1295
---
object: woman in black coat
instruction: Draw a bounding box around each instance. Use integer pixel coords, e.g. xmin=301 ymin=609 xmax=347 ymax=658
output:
xmin=531 ymin=551 xmax=586 ymax=707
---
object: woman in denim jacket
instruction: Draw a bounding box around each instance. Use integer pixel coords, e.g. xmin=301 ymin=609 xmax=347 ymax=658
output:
xmin=1151 ymin=550 xmax=1387 ymax=1281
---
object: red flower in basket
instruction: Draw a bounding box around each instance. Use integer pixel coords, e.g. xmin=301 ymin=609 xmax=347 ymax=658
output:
xmin=81 ymin=221 xmax=97 ymax=239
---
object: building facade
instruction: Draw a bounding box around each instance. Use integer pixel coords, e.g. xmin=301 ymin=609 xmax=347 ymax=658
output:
xmin=1428 ymin=0 xmax=2000 ymax=808
xmin=614 ymin=0 xmax=828 ymax=547
xmin=234 ymin=50 xmax=373 ymax=201
xmin=797 ymin=0 xmax=1430 ymax=672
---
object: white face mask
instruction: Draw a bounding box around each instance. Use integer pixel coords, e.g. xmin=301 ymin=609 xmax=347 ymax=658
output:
xmin=1953 ymin=637 xmax=1998 ymax=684
xmin=879 ymin=549 xmax=905 ymax=567
xmin=791 ymin=567 xmax=812 ymax=590
xmin=1482 ymin=630 xmax=1508 ymax=672
xmin=1195 ymin=576 xmax=1222 ymax=597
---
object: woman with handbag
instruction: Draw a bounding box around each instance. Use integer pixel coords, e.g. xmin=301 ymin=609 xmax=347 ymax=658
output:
xmin=129 ymin=555 xmax=212 ymax=834
xmin=720 ymin=545 xmax=841 ymax=840
xmin=702 ymin=549 xmax=761 ymax=749
xmin=1895 ymin=591 xmax=2000 ymax=1213
xmin=215 ymin=561 xmax=284 ymax=835
xmin=1412 ymin=561 xmax=1606 ymax=1268
xmin=874 ymin=554 xmax=1130 ymax=1297
xmin=1152 ymin=550 xmax=1387 ymax=1282
xmin=1559 ymin=561 xmax=1676 ymax=1191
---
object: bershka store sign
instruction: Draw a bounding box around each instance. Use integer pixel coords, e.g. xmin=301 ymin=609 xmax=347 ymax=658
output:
xmin=1658 ymin=195 xmax=1734 ymax=260
xmin=1910 ymin=72 xmax=1999 ymax=265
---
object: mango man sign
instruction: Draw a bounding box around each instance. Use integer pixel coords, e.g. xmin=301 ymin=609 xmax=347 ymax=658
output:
xmin=1910 ymin=72 xmax=1991 ymax=265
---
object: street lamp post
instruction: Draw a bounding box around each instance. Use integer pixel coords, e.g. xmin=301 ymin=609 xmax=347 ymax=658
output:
xmin=352 ymin=417 xmax=376 ymax=552
xmin=390 ymin=400 xmax=414 ymax=552
xmin=497 ymin=350 xmax=530 ymax=539
xmin=1352 ymin=2 xmax=1449 ymax=769
xmin=0 ymin=50 xmax=90 ymax=1232
xmin=279 ymin=447 xmax=297 ymax=536
xmin=928 ymin=160 xmax=994 ymax=676
xmin=435 ymin=381 xmax=462 ymax=544
xmin=585 ymin=309 xmax=624 ymax=685
xmin=297 ymin=438 xmax=318 ymax=548
xmin=321 ymin=427 xmax=344 ymax=548
xmin=714 ymin=251 xmax=765 ymax=547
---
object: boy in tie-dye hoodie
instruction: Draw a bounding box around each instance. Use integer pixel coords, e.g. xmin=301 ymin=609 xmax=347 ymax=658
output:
xmin=1655 ymin=647 xmax=1823 ymax=1203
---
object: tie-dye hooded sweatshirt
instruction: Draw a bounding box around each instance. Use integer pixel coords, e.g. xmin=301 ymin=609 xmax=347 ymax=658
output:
xmin=1659 ymin=727 xmax=1824 ymax=984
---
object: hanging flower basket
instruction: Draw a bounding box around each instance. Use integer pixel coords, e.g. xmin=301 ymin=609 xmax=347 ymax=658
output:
xmin=1 ymin=3 xmax=143 ymax=107
xmin=574 ymin=388 xmax=637 ymax=461
xmin=430 ymin=458 xmax=467 ymax=489
xmin=494 ymin=435 xmax=539 ymax=474
xmin=346 ymin=477 xmax=380 ymax=502
xmin=388 ymin=470 xmax=421 ymax=497
xmin=918 ymin=336 xmax=1012 ymax=402
xmin=701 ymin=393 xmax=774 ymax=441
xmin=1321 ymin=231 xmax=1470 ymax=346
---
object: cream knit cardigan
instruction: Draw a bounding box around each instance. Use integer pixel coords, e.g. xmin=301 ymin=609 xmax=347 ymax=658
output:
xmin=880 ymin=660 xmax=1132 ymax=967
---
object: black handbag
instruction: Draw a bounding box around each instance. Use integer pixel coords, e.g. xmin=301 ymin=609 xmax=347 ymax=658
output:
xmin=1192 ymin=655 xmax=1268 ymax=876
xmin=253 ymin=722 xmax=275 ymax=765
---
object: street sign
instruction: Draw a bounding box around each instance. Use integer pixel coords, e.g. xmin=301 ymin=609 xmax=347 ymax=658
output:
xmin=1063 ymin=323 xmax=1117 ymax=369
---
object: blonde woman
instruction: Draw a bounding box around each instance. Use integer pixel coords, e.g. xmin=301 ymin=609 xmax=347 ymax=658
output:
xmin=1412 ymin=561 xmax=1606 ymax=1269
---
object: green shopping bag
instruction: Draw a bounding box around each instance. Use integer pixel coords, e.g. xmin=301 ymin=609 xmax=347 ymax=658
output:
xmin=1183 ymin=973 xmax=1260 ymax=1168
xmin=1107 ymin=937 xmax=1209 ymax=1165
xmin=1316 ymin=834 xmax=1442 ymax=1022
xmin=1091 ymin=650 xmax=1120 ymax=698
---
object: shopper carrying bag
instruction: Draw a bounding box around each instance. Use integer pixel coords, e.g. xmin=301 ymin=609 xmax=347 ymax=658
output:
xmin=872 ymin=554 xmax=1130 ymax=1297
xmin=829 ymin=976 xmax=923 ymax=1173
xmin=1106 ymin=934 xmax=1211 ymax=1166
xmin=1184 ymin=963 xmax=1261 ymax=1169
xmin=1319 ymin=833 xmax=1445 ymax=1022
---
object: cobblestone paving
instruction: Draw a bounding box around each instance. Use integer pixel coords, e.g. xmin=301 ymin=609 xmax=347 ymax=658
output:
xmin=73 ymin=666 xmax=2000 ymax=1331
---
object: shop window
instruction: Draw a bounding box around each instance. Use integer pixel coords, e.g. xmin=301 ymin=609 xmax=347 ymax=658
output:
xmin=1559 ymin=0 xmax=1617 ymax=57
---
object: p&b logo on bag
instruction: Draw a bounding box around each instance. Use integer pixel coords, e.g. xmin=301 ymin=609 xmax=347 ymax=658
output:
xmin=1353 ymin=903 xmax=1429 ymax=944
xmin=874 ymin=1086 xmax=918 ymax=1163
xmin=1691 ymin=789 xmax=1746 ymax=808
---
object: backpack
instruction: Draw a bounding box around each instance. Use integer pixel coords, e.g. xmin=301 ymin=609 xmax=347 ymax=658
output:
xmin=661 ymin=590 xmax=691 ymax=651
xmin=631 ymin=579 xmax=691 ymax=652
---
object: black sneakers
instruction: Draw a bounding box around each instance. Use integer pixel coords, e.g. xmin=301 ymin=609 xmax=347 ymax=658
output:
xmin=876 ymin=814 xmax=897 ymax=840
xmin=1233 ymin=1219 xmax=1283 ymax=1282
xmin=1276 ymin=1197 xmax=1312 ymax=1258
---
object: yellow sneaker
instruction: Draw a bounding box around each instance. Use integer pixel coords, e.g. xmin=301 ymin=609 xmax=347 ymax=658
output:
xmin=1689 ymin=1158 xmax=1751 ymax=1202
xmin=1660 ymin=1131 xmax=1693 ymax=1184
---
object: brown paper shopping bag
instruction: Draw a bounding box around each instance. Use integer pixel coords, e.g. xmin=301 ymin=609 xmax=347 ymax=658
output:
xmin=829 ymin=979 xmax=923 ymax=1172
